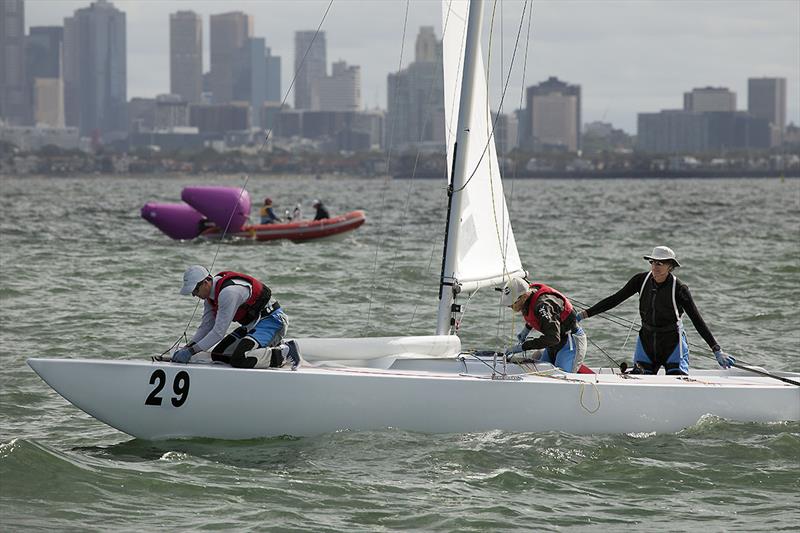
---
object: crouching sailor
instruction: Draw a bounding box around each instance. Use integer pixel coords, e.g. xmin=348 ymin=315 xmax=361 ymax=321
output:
xmin=500 ymin=277 xmax=587 ymax=372
xmin=172 ymin=265 xmax=300 ymax=370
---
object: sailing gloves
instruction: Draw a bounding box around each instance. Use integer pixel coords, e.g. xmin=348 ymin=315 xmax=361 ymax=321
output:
xmin=516 ymin=325 xmax=532 ymax=344
xmin=575 ymin=310 xmax=588 ymax=322
xmin=172 ymin=346 xmax=193 ymax=364
xmin=505 ymin=343 xmax=524 ymax=356
xmin=714 ymin=349 xmax=735 ymax=369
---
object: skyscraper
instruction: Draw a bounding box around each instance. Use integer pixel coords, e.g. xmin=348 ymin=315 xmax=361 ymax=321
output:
xmin=683 ymin=87 xmax=736 ymax=113
xmin=209 ymin=12 xmax=253 ymax=104
xmin=525 ymin=77 xmax=581 ymax=152
xmin=170 ymin=11 xmax=202 ymax=104
xmin=294 ymin=30 xmax=326 ymax=110
xmin=386 ymin=26 xmax=444 ymax=149
xmin=63 ymin=0 xmax=127 ymax=138
xmin=233 ymin=37 xmax=267 ymax=127
xmin=748 ymin=77 xmax=787 ymax=145
xmin=316 ymin=61 xmax=361 ymax=111
xmin=265 ymin=47 xmax=281 ymax=103
xmin=0 ymin=0 xmax=30 ymax=125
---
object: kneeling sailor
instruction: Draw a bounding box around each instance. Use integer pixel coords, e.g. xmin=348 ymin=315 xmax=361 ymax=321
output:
xmin=500 ymin=277 xmax=587 ymax=373
xmin=173 ymin=265 xmax=300 ymax=369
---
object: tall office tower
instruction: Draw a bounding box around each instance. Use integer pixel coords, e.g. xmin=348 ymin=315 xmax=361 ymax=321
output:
xmin=316 ymin=61 xmax=361 ymax=111
xmin=26 ymin=26 xmax=64 ymax=127
xmin=233 ymin=37 xmax=266 ymax=127
xmin=684 ymin=87 xmax=736 ymax=113
xmin=294 ymin=30 xmax=326 ymax=109
xmin=0 ymin=0 xmax=30 ymax=125
xmin=386 ymin=26 xmax=444 ymax=148
xmin=748 ymin=77 xmax=787 ymax=145
xmin=26 ymin=26 xmax=63 ymax=79
xmin=415 ymin=26 xmax=438 ymax=62
xmin=525 ymin=76 xmax=581 ymax=152
xmin=210 ymin=12 xmax=253 ymax=104
xmin=63 ymin=0 xmax=127 ymax=138
xmin=170 ymin=11 xmax=203 ymax=104
xmin=265 ymin=47 xmax=281 ymax=103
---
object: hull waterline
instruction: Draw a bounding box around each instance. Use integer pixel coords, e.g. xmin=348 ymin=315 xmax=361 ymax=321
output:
xmin=27 ymin=357 xmax=800 ymax=440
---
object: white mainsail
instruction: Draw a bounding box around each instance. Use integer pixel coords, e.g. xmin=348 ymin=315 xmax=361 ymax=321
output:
xmin=440 ymin=0 xmax=524 ymax=293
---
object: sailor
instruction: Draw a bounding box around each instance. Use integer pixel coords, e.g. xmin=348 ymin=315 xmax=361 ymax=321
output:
xmin=292 ymin=203 xmax=302 ymax=221
xmin=259 ymin=198 xmax=281 ymax=224
xmin=576 ymin=246 xmax=735 ymax=375
xmin=312 ymin=199 xmax=330 ymax=221
xmin=501 ymin=277 xmax=587 ymax=372
xmin=172 ymin=265 xmax=300 ymax=370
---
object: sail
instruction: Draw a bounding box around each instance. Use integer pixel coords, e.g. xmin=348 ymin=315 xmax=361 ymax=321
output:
xmin=441 ymin=0 xmax=524 ymax=292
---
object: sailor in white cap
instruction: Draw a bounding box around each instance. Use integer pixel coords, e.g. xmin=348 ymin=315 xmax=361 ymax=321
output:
xmin=172 ymin=265 xmax=300 ymax=370
xmin=499 ymin=277 xmax=588 ymax=373
xmin=576 ymin=246 xmax=734 ymax=374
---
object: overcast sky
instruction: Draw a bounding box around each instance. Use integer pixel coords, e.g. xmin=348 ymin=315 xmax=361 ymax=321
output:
xmin=25 ymin=0 xmax=800 ymax=133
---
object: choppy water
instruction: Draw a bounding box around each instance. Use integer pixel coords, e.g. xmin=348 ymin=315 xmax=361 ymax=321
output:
xmin=1 ymin=175 xmax=799 ymax=531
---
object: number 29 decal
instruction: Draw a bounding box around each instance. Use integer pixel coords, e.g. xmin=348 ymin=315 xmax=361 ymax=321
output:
xmin=145 ymin=369 xmax=190 ymax=407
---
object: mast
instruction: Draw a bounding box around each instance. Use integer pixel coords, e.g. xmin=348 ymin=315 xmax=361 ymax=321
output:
xmin=436 ymin=0 xmax=484 ymax=335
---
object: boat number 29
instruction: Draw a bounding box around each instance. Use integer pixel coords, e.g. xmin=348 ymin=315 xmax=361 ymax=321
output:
xmin=145 ymin=369 xmax=190 ymax=407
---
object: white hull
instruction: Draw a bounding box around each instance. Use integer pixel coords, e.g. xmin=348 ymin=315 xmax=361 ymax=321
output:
xmin=27 ymin=354 xmax=800 ymax=440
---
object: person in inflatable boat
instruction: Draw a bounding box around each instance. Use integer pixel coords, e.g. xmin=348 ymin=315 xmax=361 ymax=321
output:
xmin=501 ymin=277 xmax=588 ymax=373
xmin=312 ymin=199 xmax=330 ymax=221
xmin=172 ymin=265 xmax=300 ymax=370
xmin=576 ymin=246 xmax=735 ymax=375
xmin=259 ymin=197 xmax=281 ymax=224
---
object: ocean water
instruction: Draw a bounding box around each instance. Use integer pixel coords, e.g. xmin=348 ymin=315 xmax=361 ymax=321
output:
xmin=1 ymin=175 xmax=798 ymax=531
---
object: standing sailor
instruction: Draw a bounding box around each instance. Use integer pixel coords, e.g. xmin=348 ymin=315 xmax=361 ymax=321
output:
xmin=501 ymin=277 xmax=587 ymax=372
xmin=172 ymin=265 xmax=300 ymax=369
xmin=576 ymin=246 xmax=734 ymax=375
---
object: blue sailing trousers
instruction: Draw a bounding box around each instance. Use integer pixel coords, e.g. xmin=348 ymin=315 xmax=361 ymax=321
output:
xmin=633 ymin=327 xmax=689 ymax=375
xmin=539 ymin=327 xmax=586 ymax=373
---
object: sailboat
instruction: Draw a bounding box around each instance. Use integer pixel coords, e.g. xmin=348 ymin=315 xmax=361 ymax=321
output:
xmin=27 ymin=0 xmax=799 ymax=440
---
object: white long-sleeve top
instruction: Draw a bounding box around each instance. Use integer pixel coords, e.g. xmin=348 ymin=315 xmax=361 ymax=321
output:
xmin=191 ymin=277 xmax=257 ymax=352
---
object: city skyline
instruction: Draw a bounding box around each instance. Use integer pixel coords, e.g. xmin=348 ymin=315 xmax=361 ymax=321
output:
xmin=19 ymin=0 xmax=800 ymax=133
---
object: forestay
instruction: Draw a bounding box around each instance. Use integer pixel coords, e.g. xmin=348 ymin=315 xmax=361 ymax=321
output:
xmin=441 ymin=0 xmax=524 ymax=292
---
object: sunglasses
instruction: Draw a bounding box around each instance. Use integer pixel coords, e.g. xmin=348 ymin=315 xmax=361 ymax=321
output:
xmin=191 ymin=280 xmax=205 ymax=296
xmin=648 ymin=260 xmax=668 ymax=266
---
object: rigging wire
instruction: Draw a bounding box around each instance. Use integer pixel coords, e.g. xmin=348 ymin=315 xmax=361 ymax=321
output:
xmin=570 ymin=297 xmax=798 ymax=383
xmin=160 ymin=0 xmax=336 ymax=357
xmin=379 ymin=3 xmax=456 ymax=320
xmin=364 ymin=0 xmax=411 ymax=333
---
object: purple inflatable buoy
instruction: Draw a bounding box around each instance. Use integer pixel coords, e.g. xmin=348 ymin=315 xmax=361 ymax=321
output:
xmin=181 ymin=186 xmax=251 ymax=233
xmin=140 ymin=202 xmax=205 ymax=240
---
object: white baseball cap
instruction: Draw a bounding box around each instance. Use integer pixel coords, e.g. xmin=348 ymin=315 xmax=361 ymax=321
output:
xmin=500 ymin=277 xmax=530 ymax=306
xmin=643 ymin=246 xmax=680 ymax=267
xmin=179 ymin=265 xmax=210 ymax=295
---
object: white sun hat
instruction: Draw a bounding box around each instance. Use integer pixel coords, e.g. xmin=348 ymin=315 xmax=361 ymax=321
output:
xmin=500 ymin=277 xmax=530 ymax=306
xmin=179 ymin=265 xmax=211 ymax=295
xmin=643 ymin=246 xmax=680 ymax=267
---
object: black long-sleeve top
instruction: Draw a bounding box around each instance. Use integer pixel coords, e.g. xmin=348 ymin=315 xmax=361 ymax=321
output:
xmin=585 ymin=272 xmax=719 ymax=357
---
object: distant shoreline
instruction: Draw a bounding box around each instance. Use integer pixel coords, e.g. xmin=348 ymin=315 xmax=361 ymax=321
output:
xmin=394 ymin=169 xmax=800 ymax=179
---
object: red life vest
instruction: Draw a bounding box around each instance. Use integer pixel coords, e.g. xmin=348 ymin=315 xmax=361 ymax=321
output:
xmin=522 ymin=283 xmax=574 ymax=332
xmin=209 ymin=271 xmax=272 ymax=324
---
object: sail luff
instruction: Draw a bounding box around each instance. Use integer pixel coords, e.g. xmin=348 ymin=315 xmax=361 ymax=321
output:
xmin=437 ymin=0 xmax=525 ymax=334
xmin=436 ymin=0 xmax=485 ymax=335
